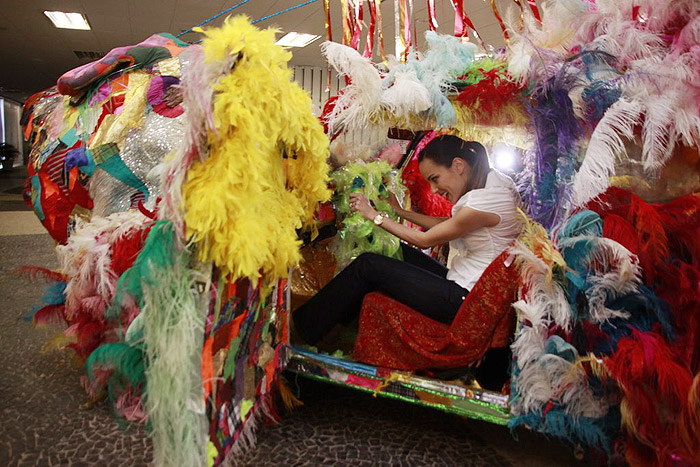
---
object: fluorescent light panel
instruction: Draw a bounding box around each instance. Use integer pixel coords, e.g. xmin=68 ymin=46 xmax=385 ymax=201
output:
xmin=276 ymin=32 xmax=321 ymax=48
xmin=44 ymin=11 xmax=91 ymax=30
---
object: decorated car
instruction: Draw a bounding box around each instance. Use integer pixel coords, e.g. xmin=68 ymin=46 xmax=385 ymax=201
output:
xmin=21 ymin=0 xmax=700 ymax=465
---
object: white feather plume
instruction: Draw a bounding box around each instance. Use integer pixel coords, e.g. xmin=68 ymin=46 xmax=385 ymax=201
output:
xmin=639 ymin=93 xmax=676 ymax=172
xmin=57 ymin=210 xmax=151 ymax=320
xmin=510 ymin=314 xmax=548 ymax=366
xmin=380 ymin=69 xmax=432 ymax=116
xmin=510 ymin=241 xmax=572 ymax=330
xmin=514 ymin=354 xmax=610 ymax=418
xmin=321 ymin=41 xmax=382 ymax=135
xmin=506 ymin=39 xmax=534 ymax=86
xmin=572 ymin=98 xmax=643 ymax=206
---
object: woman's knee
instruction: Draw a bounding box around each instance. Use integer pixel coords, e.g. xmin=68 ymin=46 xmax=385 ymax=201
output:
xmin=355 ymin=252 xmax=378 ymax=264
xmin=353 ymin=252 xmax=392 ymax=277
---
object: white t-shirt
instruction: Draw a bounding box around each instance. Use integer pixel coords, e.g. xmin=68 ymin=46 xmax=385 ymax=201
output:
xmin=446 ymin=169 xmax=522 ymax=291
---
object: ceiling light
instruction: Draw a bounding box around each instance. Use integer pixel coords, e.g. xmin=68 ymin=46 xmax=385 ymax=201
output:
xmin=44 ymin=11 xmax=91 ymax=30
xmin=275 ymin=32 xmax=321 ymax=48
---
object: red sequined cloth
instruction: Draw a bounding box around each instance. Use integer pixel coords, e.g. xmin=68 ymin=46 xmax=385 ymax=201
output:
xmin=353 ymin=250 xmax=517 ymax=370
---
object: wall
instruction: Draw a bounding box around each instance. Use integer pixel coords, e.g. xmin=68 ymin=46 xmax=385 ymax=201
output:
xmin=291 ymin=66 xmax=345 ymax=116
xmin=1 ymin=98 xmax=24 ymax=166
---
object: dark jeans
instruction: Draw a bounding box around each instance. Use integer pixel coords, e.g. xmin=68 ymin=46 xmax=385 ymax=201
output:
xmin=293 ymin=244 xmax=468 ymax=345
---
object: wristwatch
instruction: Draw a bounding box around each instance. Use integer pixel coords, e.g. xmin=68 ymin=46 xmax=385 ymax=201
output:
xmin=373 ymin=213 xmax=386 ymax=225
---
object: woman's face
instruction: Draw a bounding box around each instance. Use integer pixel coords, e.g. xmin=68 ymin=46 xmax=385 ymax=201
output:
xmin=418 ymin=157 xmax=470 ymax=203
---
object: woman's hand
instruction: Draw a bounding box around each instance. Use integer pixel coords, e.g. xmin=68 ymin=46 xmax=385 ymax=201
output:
xmin=349 ymin=193 xmax=379 ymax=221
xmin=382 ymin=191 xmax=404 ymax=215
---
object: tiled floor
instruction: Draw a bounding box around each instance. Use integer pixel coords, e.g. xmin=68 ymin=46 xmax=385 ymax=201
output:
xmin=0 ymin=167 xmax=583 ymax=466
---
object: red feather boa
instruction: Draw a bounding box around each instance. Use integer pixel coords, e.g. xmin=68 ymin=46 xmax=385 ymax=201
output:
xmin=401 ymin=156 xmax=453 ymax=218
xmin=454 ymin=68 xmax=524 ymax=124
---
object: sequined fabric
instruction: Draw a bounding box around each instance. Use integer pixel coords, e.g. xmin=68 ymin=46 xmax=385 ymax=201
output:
xmin=290 ymin=239 xmax=337 ymax=310
xmin=353 ymin=250 xmax=517 ymax=370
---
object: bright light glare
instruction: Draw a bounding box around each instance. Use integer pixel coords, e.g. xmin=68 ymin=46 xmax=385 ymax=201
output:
xmin=44 ymin=11 xmax=91 ymax=30
xmin=275 ymin=32 xmax=321 ymax=48
xmin=493 ymin=145 xmax=518 ymax=171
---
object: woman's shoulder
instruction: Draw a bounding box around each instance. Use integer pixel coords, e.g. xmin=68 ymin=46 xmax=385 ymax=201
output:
xmin=454 ymin=170 xmax=520 ymax=211
xmin=484 ymin=169 xmax=516 ymax=189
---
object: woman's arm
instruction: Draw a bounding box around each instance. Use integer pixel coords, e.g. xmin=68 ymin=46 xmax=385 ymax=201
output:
xmin=350 ymin=193 xmax=500 ymax=249
xmin=395 ymin=206 xmax=448 ymax=229
xmin=384 ymin=192 xmax=447 ymax=229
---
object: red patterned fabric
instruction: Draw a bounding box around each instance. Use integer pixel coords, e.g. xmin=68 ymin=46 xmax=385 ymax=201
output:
xmin=353 ymin=250 xmax=517 ymax=370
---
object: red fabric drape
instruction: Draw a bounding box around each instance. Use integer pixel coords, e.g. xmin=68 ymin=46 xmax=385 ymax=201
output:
xmin=353 ymin=250 xmax=517 ymax=370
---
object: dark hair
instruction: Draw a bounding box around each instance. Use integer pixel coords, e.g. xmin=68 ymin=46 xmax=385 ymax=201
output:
xmin=418 ymin=135 xmax=490 ymax=191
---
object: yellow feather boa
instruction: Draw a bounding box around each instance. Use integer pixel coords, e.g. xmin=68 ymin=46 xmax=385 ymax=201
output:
xmin=183 ymin=16 xmax=331 ymax=280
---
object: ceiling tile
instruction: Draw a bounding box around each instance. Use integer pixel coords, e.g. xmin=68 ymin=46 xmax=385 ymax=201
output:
xmin=81 ymin=0 xmax=129 ymax=17
xmin=88 ymin=13 xmax=132 ymax=33
xmin=94 ymin=31 xmax=137 ymax=51
xmin=171 ymin=4 xmax=224 ymax=28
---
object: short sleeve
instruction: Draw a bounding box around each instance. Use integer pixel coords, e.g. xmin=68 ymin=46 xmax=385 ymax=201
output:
xmin=463 ymin=188 xmax=516 ymax=221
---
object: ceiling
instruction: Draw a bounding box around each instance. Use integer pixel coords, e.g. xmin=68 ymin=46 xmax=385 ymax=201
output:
xmin=0 ymin=0 xmax=538 ymax=103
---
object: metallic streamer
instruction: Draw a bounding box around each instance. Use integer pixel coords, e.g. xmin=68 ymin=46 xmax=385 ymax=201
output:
xmin=511 ymin=0 xmax=525 ymax=31
xmin=399 ymin=0 xmax=411 ymax=61
xmin=449 ymin=0 xmax=486 ymax=49
xmin=490 ymin=0 xmax=509 ymax=43
xmin=341 ymin=0 xmax=352 ymax=46
xmin=350 ymin=0 xmax=363 ymax=51
xmin=408 ymin=0 xmax=414 ymax=55
xmin=450 ymin=0 xmax=465 ymax=37
xmin=525 ymin=0 xmax=542 ymax=22
xmin=323 ymin=0 xmax=332 ymax=42
xmin=323 ymin=0 xmax=332 ymax=100
xmin=363 ymin=0 xmax=377 ymax=58
xmin=427 ymin=0 xmax=438 ymax=31
xmin=413 ymin=14 xmax=419 ymax=51
xmin=394 ymin=0 xmax=401 ymax=60
xmin=376 ymin=0 xmax=388 ymax=65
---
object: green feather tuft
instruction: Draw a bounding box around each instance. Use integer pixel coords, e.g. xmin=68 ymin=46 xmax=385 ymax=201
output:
xmin=108 ymin=220 xmax=178 ymax=319
xmin=86 ymin=342 xmax=146 ymax=387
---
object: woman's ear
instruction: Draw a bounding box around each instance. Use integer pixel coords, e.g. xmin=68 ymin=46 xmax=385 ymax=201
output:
xmin=451 ymin=157 xmax=467 ymax=175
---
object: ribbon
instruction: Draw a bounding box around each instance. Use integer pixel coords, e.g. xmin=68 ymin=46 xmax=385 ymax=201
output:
xmin=323 ymin=0 xmax=332 ymax=100
xmin=376 ymin=0 xmax=388 ymax=65
xmin=511 ymin=0 xmax=524 ymax=30
xmin=524 ymin=0 xmax=542 ymax=23
xmin=323 ymin=0 xmax=332 ymax=42
xmin=407 ymin=0 xmax=413 ymax=56
xmin=413 ymin=14 xmax=419 ymax=50
xmin=394 ymin=0 xmax=401 ymax=60
xmin=341 ymin=0 xmax=352 ymax=46
xmin=450 ymin=0 xmax=466 ymax=37
xmin=363 ymin=0 xmax=377 ymax=58
xmin=399 ymin=0 xmax=412 ymax=61
xmin=427 ymin=0 xmax=438 ymax=31
xmin=490 ymin=0 xmax=509 ymax=43
xmin=350 ymin=0 xmax=363 ymax=51
xmin=450 ymin=0 xmax=486 ymax=49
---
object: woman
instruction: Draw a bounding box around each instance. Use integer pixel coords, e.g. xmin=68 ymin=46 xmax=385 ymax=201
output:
xmin=293 ymin=135 xmax=522 ymax=345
